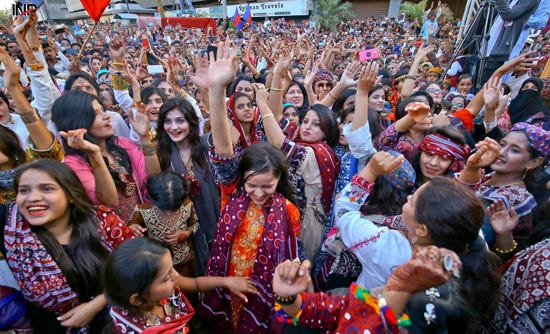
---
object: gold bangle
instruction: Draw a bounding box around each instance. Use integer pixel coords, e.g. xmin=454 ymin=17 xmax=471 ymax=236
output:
xmin=328 ymin=91 xmax=337 ymax=99
xmin=112 ymin=62 xmax=124 ymax=67
xmin=262 ymin=113 xmax=275 ymax=121
xmin=494 ymin=239 xmax=517 ymax=255
xmin=194 ymin=277 xmax=199 ymax=292
xmin=270 ymin=87 xmax=283 ymax=92
xmin=111 ymin=74 xmax=128 ymax=91
xmin=141 ymin=144 xmax=157 ymax=156
xmin=20 ymin=110 xmax=40 ymax=124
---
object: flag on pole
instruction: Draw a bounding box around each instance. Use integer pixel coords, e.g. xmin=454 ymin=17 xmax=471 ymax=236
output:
xmin=79 ymin=0 xmax=110 ymax=22
xmin=243 ymin=4 xmax=253 ymax=25
xmin=232 ymin=8 xmax=242 ymax=30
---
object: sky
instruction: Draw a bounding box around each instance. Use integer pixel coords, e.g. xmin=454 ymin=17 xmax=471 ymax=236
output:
xmin=0 ymin=0 xmax=15 ymax=11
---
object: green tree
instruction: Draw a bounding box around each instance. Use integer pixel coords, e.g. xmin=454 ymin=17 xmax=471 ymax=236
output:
xmin=314 ymin=0 xmax=355 ymax=30
xmin=400 ymin=0 xmax=428 ymax=21
xmin=0 ymin=9 xmax=10 ymax=26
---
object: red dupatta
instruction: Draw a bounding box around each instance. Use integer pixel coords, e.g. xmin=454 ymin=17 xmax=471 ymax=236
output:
xmin=294 ymin=137 xmax=340 ymax=215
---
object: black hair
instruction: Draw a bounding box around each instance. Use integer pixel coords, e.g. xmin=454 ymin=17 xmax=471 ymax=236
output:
xmin=415 ymin=177 xmax=501 ymax=324
xmin=227 ymin=74 xmax=255 ymax=98
xmin=331 ymin=89 xmax=356 ymax=118
xmin=396 ymin=93 xmax=434 ymax=120
xmin=360 ymin=176 xmax=410 ymax=216
xmin=51 ymin=90 xmax=133 ymax=188
xmin=146 ymin=171 xmax=190 ymax=211
xmin=237 ymin=142 xmax=295 ymax=204
xmin=156 ymin=98 xmax=208 ymax=170
xmin=15 ymin=159 xmax=110 ymax=299
xmin=0 ymin=126 xmax=26 ymax=169
xmin=141 ymin=86 xmax=168 ymax=105
xmin=104 ymin=238 xmax=168 ymax=314
xmin=300 ymin=104 xmax=340 ymax=147
xmin=65 ymin=72 xmax=100 ymax=96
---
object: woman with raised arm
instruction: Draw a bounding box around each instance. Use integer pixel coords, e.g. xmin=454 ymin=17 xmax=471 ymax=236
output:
xmin=199 ymin=42 xmax=301 ymax=334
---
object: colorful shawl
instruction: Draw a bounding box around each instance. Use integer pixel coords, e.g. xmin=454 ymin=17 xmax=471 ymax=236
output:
xmin=109 ymin=288 xmax=195 ymax=334
xmin=294 ymin=140 xmax=340 ymax=215
xmin=200 ymin=191 xmax=300 ymax=334
xmin=3 ymin=205 xmax=133 ymax=318
xmin=226 ymin=93 xmax=263 ymax=148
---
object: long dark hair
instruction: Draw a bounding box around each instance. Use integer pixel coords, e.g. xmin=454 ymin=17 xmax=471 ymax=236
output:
xmin=360 ymin=177 xmax=410 ymax=216
xmin=104 ymin=238 xmax=168 ymax=314
xmin=14 ymin=159 xmax=110 ymax=298
xmin=300 ymin=104 xmax=339 ymax=147
xmin=156 ymin=98 xmax=207 ymax=170
xmin=141 ymin=86 xmax=168 ymax=105
xmin=51 ymin=90 xmax=133 ymax=184
xmin=0 ymin=126 xmax=26 ymax=169
xmin=237 ymin=142 xmax=295 ymax=204
xmin=415 ymin=177 xmax=501 ymax=323
xmin=331 ymin=88 xmax=356 ymax=119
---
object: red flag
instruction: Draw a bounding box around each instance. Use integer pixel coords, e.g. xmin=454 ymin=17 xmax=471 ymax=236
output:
xmin=80 ymin=0 xmax=110 ymax=23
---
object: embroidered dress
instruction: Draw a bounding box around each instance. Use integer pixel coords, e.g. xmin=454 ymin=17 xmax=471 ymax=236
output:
xmin=131 ymin=200 xmax=198 ymax=274
xmin=3 ymin=205 xmax=134 ymax=333
xmin=333 ymin=144 xmax=358 ymax=194
xmin=378 ymin=124 xmax=419 ymax=161
xmin=490 ymin=238 xmax=550 ymax=333
xmin=201 ymin=147 xmax=301 ymax=334
xmin=280 ymin=137 xmax=340 ymax=263
xmin=110 ymin=288 xmax=195 ymax=334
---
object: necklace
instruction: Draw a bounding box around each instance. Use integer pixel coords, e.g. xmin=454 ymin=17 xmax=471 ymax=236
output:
xmin=154 ymin=206 xmax=182 ymax=228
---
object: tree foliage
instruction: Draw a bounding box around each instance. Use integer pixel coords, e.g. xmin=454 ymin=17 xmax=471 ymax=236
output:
xmin=400 ymin=0 xmax=428 ymax=21
xmin=314 ymin=0 xmax=355 ymax=30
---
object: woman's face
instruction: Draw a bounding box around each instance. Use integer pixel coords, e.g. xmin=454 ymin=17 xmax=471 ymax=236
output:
xmin=70 ymin=77 xmax=97 ymax=96
xmin=0 ymin=97 xmax=10 ymax=122
xmin=89 ymin=99 xmax=114 ymax=139
xmin=387 ymin=65 xmax=397 ymax=76
xmin=338 ymin=112 xmax=354 ymax=146
xmin=457 ymin=78 xmax=472 ymax=95
xmin=401 ymin=183 xmax=429 ymax=245
xmin=16 ymin=169 xmax=70 ymax=230
xmin=343 ymin=95 xmax=356 ymax=111
xmin=491 ymin=131 xmax=536 ymax=175
xmin=146 ymin=93 xmax=164 ymax=122
xmin=145 ymin=251 xmax=177 ymax=304
xmin=300 ymin=110 xmax=325 ymax=143
xmin=234 ymin=95 xmax=254 ymax=124
xmin=195 ymin=91 xmax=209 ymax=118
xmin=158 ymin=81 xmax=175 ymax=99
xmin=163 ymin=109 xmax=190 ymax=144
xmin=284 ymin=84 xmax=304 ymax=108
xmin=243 ymin=170 xmax=280 ymax=206
xmin=425 ymin=84 xmax=443 ymax=104
xmin=334 ymin=63 xmax=346 ymax=76
xmin=314 ymin=80 xmax=333 ymax=100
xmin=450 ymin=96 xmax=465 ymax=112
xmin=521 ymin=82 xmax=538 ymax=92
xmin=99 ymin=91 xmax=114 ymax=107
xmin=419 ymin=151 xmax=452 ymax=180
xmin=426 ymin=72 xmax=439 ymax=83
xmin=283 ymin=106 xmax=299 ymax=124
xmin=235 ymin=80 xmax=254 ymax=101
xmin=368 ymin=88 xmax=385 ymax=113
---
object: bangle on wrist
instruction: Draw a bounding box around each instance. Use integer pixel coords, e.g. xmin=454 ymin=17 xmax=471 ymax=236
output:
xmin=328 ymin=90 xmax=338 ymax=99
xmin=274 ymin=299 xmax=303 ymax=326
xmin=262 ymin=113 xmax=275 ymax=121
xmin=112 ymin=62 xmax=124 ymax=67
xmin=494 ymin=239 xmax=517 ymax=255
xmin=270 ymin=87 xmax=283 ymax=92
xmin=20 ymin=109 xmax=41 ymax=124
xmin=141 ymin=144 xmax=157 ymax=156
xmin=483 ymin=119 xmax=497 ymax=130
xmin=274 ymin=293 xmax=297 ymax=305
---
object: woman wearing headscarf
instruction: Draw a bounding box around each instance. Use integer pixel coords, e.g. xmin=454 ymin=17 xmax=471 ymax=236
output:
xmin=508 ymin=78 xmax=549 ymax=124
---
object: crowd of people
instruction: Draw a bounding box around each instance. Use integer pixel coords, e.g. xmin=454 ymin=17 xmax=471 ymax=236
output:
xmin=0 ymin=2 xmax=549 ymax=333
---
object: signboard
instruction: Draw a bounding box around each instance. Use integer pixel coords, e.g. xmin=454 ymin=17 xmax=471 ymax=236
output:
xmin=206 ymin=0 xmax=309 ymax=18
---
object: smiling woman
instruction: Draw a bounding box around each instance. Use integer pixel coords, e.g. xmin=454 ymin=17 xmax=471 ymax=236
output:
xmin=2 ymin=159 xmax=135 ymax=333
xmin=52 ymin=90 xmax=160 ymax=221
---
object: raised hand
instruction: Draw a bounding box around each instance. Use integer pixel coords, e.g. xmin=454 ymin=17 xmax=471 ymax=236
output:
xmin=386 ymin=246 xmax=461 ymax=292
xmin=127 ymin=102 xmax=150 ymax=137
xmin=338 ymin=61 xmax=361 ymax=88
xmin=252 ymin=83 xmax=269 ymax=107
xmin=483 ymin=76 xmax=502 ymax=109
xmin=362 ymin=151 xmax=405 ymax=181
xmin=357 ymin=61 xmax=380 ymax=95
xmin=59 ymin=129 xmax=100 ymax=155
xmin=273 ymin=259 xmax=312 ymax=298
xmin=206 ymin=41 xmax=237 ymax=88
xmin=304 ymin=61 xmax=320 ymax=88
xmin=190 ymin=52 xmax=210 ymax=90
xmin=0 ymin=48 xmax=21 ymax=90
xmin=405 ymin=102 xmax=431 ymax=123
xmin=487 ymin=199 xmax=519 ymax=235
xmin=466 ymin=137 xmax=500 ymax=170
xmin=109 ymin=37 xmax=126 ymax=61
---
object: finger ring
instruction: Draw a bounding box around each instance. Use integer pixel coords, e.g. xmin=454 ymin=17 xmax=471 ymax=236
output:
xmin=292 ymin=257 xmax=301 ymax=263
